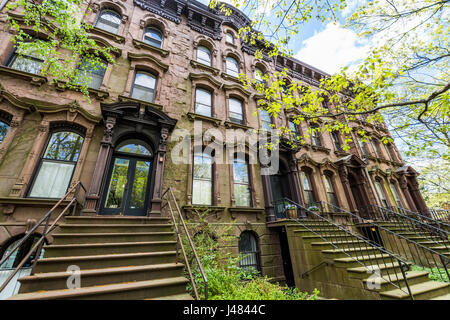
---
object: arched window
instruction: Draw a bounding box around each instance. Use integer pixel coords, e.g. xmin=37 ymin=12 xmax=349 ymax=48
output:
xmin=95 ymin=9 xmax=121 ymax=34
xmin=131 ymin=71 xmax=157 ymax=103
xmin=7 ymin=40 xmax=44 ymax=74
xmin=1 ymin=235 xmax=45 ymax=269
xmin=29 ymin=130 xmax=84 ymax=198
xmin=386 ymin=144 xmax=397 ymax=162
xmin=192 ymin=151 xmax=212 ymax=205
xmin=254 ymin=67 xmax=264 ymax=83
xmin=225 ymin=32 xmax=234 ymax=44
xmin=226 ymin=56 xmax=239 ymax=77
xmin=238 ymin=231 xmax=260 ymax=272
xmin=197 ymin=46 xmax=211 ymax=66
xmin=301 ymin=170 xmax=316 ymax=206
xmin=390 ymin=182 xmax=403 ymax=208
xmin=143 ymin=27 xmax=163 ymax=48
xmin=311 ymin=126 xmax=322 ymax=146
xmin=195 ymin=88 xmax=212 ymax=117
xmin=331 ymin=132 xmax=342 ymax=151
xmin=75 ymin=57 xmax=107 ymax=89
xmin=289 ymin=120 xmax=300 ymax=141
xmin=324 ymin=174 xmax=339 ymax=207
xmin=375 ymin=180 xmax=388 ymax=207
xmin=260 ymin=109 xmax=271 ymax=131
xmin=233 ymin=157 xmax=251 ymax=207
xmin=229 ymin=98 xmax=243 ymax=124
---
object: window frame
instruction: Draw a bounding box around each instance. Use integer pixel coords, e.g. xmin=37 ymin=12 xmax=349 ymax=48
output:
xmin=142 ymin=26 xmax=163 ymax=48
xmin=375 ymin=179 xmax=389 ymax=208
xmin=130 ymin=71 xmax=158 ymax=103
xmin=324 ymin=174 xmax=339 ymax=208
xmin=225 ymin=31 xmax=235 ymax=45
xmin=7 ymin=40 xmax=45 ymax=75
xmin=301 ymin=170 xmax=316 ymax=206
xmin=310 ymin=126 xmax=322 ymax=147
xmin=196 ymin=45 xmax=212 ymax=66
xmin=228 ymin=97 xmax=244 ymax=124
xmin=232 ymin=156 xmax=252 ymax=207
xmin=192 ymin=151 xmax=213 ymax=206
xmin=95 ymin=9 xmax=122 ymax=35
xmin=0 ymin=111 xmax=12 ymax=145
xmin=75 ymin=56 xmax=107 ymax=90
xmin=226 ymin=56 xmax=239 ymax=77
xmin=238 ymin=231 xmax=261 ymax=273
xmin=28 ymin=128 xmax=85 ymax=199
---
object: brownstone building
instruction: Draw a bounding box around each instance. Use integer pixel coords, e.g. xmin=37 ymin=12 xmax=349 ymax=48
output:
xmin=0 ymin=0 xmax=447 ymax=300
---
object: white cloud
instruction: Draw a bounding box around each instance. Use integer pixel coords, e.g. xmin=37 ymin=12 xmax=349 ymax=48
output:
xmin=294 ymin=22 xmax=370 ymax=74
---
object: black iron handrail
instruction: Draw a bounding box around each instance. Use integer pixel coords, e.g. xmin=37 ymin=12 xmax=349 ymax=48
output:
xmin=428 ymin=208 xmax=450 ymax=222
xmin=362 ymin=205 xmax=449 ymax=249
xmin=161 ymin=188 xmax=208 ymax=300
xmin=387 ymin=206 xmax=450 ymax=231
xmin=0 ymin=181 xmax=86 ymax=294
xmin=313 ymin=201 xmax=449 ymax=282
xmin=274 ymin=198 xmax=414 ymax=299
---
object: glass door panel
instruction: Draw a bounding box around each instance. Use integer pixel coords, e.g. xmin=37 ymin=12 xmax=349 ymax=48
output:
xmin=104 ymin=158 xmax=130 ymax=210
xmin=128 ymin=160 xmax=150 ymax=210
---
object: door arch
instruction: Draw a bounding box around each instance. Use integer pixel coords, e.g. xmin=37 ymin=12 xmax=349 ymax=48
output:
xmin=100 ymin=139 xmax=154 ymax=216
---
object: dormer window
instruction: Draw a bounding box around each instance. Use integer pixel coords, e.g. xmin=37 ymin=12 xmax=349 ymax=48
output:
xmin=226 ymin=56 xmax=239 ymax=77
xmin=143 ymin=27 xmax=163 ymax=48
xmin=95 ymin=9 xmax=121 ymax=34
xmin=197 ymin=46 xmax=211 ymax=66
xmin=225 ymin=32 xmax=234 ymax=44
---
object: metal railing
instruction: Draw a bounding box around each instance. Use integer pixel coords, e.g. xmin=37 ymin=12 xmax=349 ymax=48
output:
xmin=161 ymin=188 xmax=208 ymax=300
xmin=273 ymin=198 xmax=414 ymax=299
xmin=0 ymin=181 xmax=86 ymax=294
xmin=388 ymin=206 xmax=450 ymax=233
xmin=429 ymin=208 xmax=450 ymax=223
xmin=313 ymin=201 xmax=449 ymax=282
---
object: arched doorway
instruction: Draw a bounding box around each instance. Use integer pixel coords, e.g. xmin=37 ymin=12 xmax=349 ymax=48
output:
xmin=100 ymin=139 xmax=154 ymax=216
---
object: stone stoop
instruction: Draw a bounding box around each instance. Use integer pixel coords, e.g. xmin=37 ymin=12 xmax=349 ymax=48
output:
xmin=376 ymin=222 xmax=450 ymax=257
xmin=284 ymin=220 xmax=450 ymax=300
xmin=8 ymin=216 xmax=193 ymax=300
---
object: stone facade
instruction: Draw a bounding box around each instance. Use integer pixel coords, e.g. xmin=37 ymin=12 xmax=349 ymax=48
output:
xmin=0 ymin=0 xmax=428 ymax=284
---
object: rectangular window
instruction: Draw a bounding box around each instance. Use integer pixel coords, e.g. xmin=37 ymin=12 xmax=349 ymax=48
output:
xmin=229 ymin=98 xmax=243 ymax=124
xmin=131 ymin=72 xmax=157 ymax=103
xmin=195 ymin=88 xmax=212 ymax=117
xmin=233 ymin=157 xmax=251 ymax=206
xmin=8 ymin=42 xmax=44 ymax=74
xmin=260 ymin=109 xmax=271 ymax=131
xmin=301 ymin=171 xmax=316 ymax=206
xmin=311 ymin=127 xmax=322 ymax=146
xmin=192 ymin=152 xmax=212 ymax=205
xmin=76 ymin=58 xmax=107 ymax=90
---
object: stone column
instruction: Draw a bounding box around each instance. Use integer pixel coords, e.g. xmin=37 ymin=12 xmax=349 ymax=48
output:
xmin=149 ymin=125 xmax=169 ymax=215
xmin=398 ymin=174 xmax=417 ymax=212
xmin=407 ymin=174 xmax=430 ymax=216
xmin=261 ymin=165 xmax=275 ymax=222
xmin=338 ymin=165 xmax=357 ymax=212
xmin=83 ymin=116 xmax=116 ymax=215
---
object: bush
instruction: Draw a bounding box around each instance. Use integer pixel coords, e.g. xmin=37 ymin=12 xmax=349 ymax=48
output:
xmin=182 ymin=208 xmax=319 ymax=300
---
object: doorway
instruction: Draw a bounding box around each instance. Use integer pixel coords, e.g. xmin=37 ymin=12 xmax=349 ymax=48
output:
xmin=100 ymin=140 xmax=153 ymax=216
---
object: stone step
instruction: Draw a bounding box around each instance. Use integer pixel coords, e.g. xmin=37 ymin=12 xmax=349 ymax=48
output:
xmin=333 ymin=253 xmax=396 ymax=269
xmin=321 ymin=247 xmax=380 ymax=259
xmin=310 ymin=240 xmax=369 ymax=251
xmin=19 ymin=263 xmax=185 ymax=292
xmin=43 ymin=241 xmax=178 ymax=257
xmin=299 ymin=234 xmax=359 ymax=242
xmin=430 ymin=293 xmax=450 ymax=300
xmin=33 ymin=251 xmax=177 ymax=273
xmin=58 ymin=224 xmax=173 ymax=233
xmin=347 ymin=262 xmax=409 ymax=279
xmin=10 ymin=277 xmax=189 ymax=300
xmin=380 ymin=281 xmax=449 ymax=300
xmin=65 ymin=216 xmax=171 ymax=225
xmin=293 ymin=229 xmax=350 ymax=237
xmin=52 ymin=232 xmax=176 ymax=245
xmin=362 ymin=270 xmax=430 ymax=292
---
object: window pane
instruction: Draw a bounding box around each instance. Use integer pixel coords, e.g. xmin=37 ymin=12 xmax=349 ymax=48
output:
xmin=239 ymin=232 xmax=259 ymax=271
xmin=197 ymin=46 xmax=211 ymax=66
xmin=76 ymin=58 xmax=107 ymax=89
xmin=105 ymin=158 xmax=130 ymax=209
xmin=260 ymin=109 xmax=271 ymax=130
xmin=234 ymin=184 xmax=251 ymax=206
xmin=129 ymin=160 xmax=150 ymax=209
xmin=301 ymin=171 xmax=311 ymax=190
xmin=390 ymin=183 xmax=402 ymax=207
xmin=193 ymin=153 xmax=212 ymax=179
xmin=0 ymin=121 xmax=10 ymax=143
xmin=233 ymin=158 xmax=249 ymax=183
xmin=9 ymin=55 xmax=42 ymax=74
xmin=44 ymin=132 xmax=84 ymax=162
xmin=255 ymin=68 xmax=263 ymax=82
xmin=376 ymin=181 xmax=388 ymax=207
xmin=195 ymin=88 xmax=212 ymax=117
xmin=229 ymin=98 xmax=243 ymax=123
xmin=226 ymin=57 xmax=239 ymax=77
xmin=96 ymin=10 xmax=121 ymax=34
xmin=117 ymin=141 xmax=152 ymax=156
xmin=29 ymin=161 xmax=75 ymax=198
xmin=134 ymin=72 xmax=156 ymax=88
xmin=225 ymin=32 xmax=234 ymax=44
xmin=192 ymin=180 xmax=212 ymax=205
xmin=143 ymin=27 xmax=163 ymax=48
xmin=132 ymin=72 xmax=157 ymax=102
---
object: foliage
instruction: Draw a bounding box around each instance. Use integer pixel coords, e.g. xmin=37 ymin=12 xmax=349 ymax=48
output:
xmin=182 ymin=207 xmax=319 ymax=300
xmin=411 ymin=265 xmax=449 ymax=283
xmin=414 ymin=159 xmax=450 ymax=208
xmin=5 ymin=0 xmax=115 ymax=98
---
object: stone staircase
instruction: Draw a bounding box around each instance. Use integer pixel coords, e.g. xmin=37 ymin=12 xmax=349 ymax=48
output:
xmin=8 ymin=216 xmax=193 ymax=300
xmin=283 ymin=220 xmax=450 ymax=300
xmin=377 ymin=222 xmax=450 ymax=258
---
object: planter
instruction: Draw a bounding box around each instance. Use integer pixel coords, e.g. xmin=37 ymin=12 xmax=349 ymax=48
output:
xmin=286 ymin=208 xmax=297 ymax=219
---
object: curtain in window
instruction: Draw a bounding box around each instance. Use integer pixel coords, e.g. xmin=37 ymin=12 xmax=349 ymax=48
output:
xmin=229 ymin=98 xmax=243 ymax=124
xmin=226 ymin=57 xmax=239 ymax=77
xmin=192 ymin=152 xmax=212 ymax=205
xmin=233 ymin=157 xmax=251 ymax=206
xmin=197 ymin=46 xmax=211 ymax=66
xmin=131 ymin=72 xmax=157 ymax=103
xmin=195 ymin=88 xmax=212 ymax=117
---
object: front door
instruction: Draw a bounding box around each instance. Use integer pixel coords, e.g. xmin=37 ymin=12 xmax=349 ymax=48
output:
xmin=101 ymin=140 xmax=153 ymax=216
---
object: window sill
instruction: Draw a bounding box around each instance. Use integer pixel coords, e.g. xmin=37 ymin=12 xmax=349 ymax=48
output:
xmin=118 ymin=95 xmax=163 ymax=110
xmin=190 ymin=60 xmax=220 ymax=76
xmin=182 ymin=205 xmax=226 ymax=219
xmin=0 ymin=197 xmax=72 ymax=215
xmin=228 ymin=207 xmax=265 ymax=220
xmin=310 ymin=145 xmax=331 ymax=154
xmin=132 ymin=39 xmax=170 ymax=58
xmin=0 ymin=65 xmax=47 ymax=86
xmin=186 ymin=112 xmax=222 ymax=126
xmin=334 ymin=151 xmax=350 ymax=157
xmin=224 ymin=120 xmax=253 ymax=131
xmin=89 ymin=26 xmax=125 ymax=44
